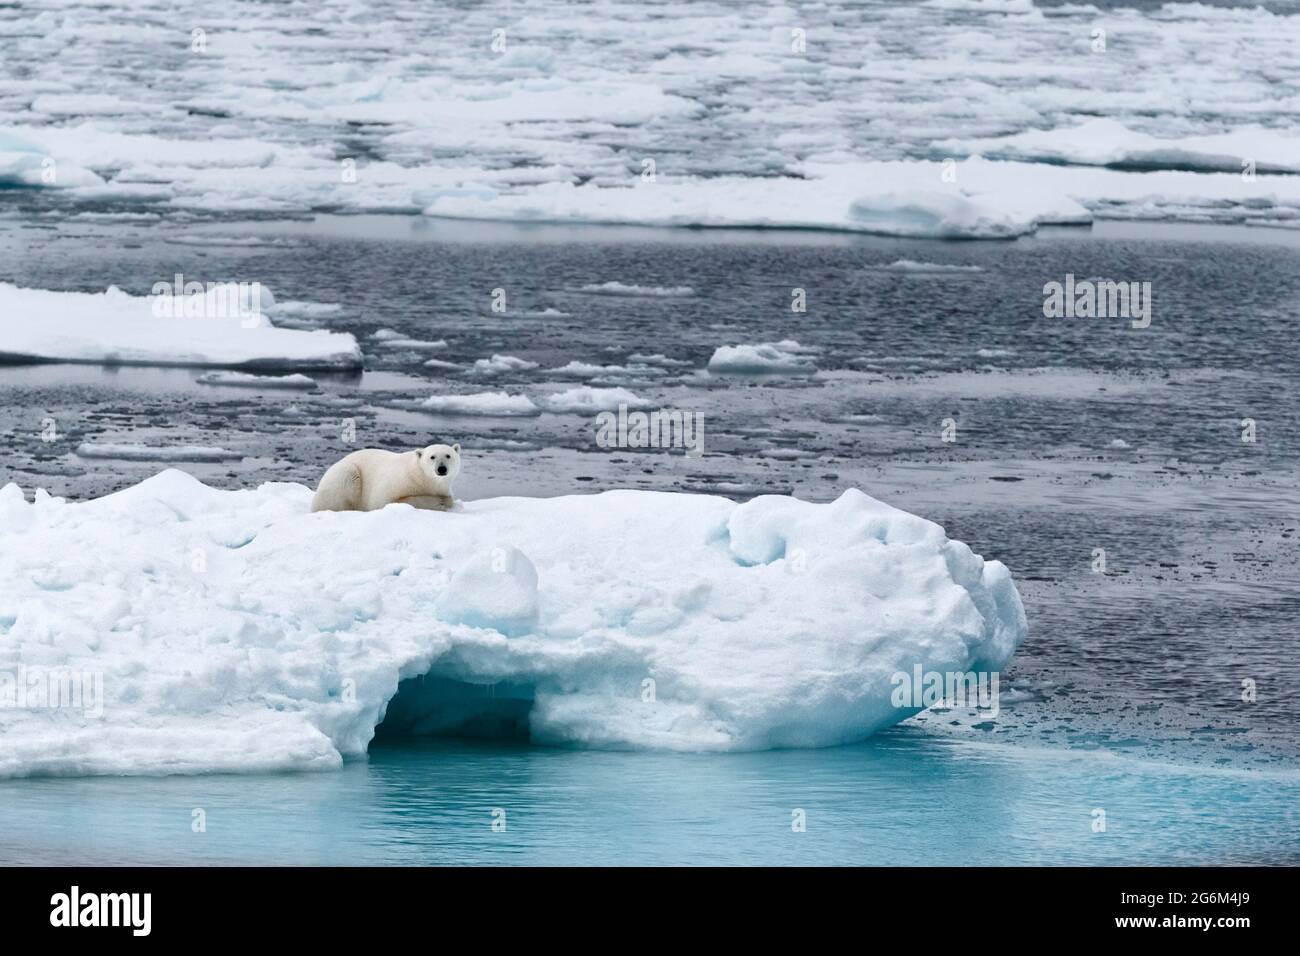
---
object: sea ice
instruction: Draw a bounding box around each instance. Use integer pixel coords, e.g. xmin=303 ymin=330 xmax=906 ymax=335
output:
xmin=470 ymin=355 xmax=540 ymax=375
xmin=0 ymin=470 xmax=1027 ymax=775
xmin=2 ymin=1 xmax=1298 ymax=231
xmin=541 ymin=386 xmax=650 ymax=414
xmin=708 ymin=341 xmax=818 ymax=376
xmin=420 ymin=391 xmax=541 ymax=416
xmin=0 ymin=284 xmax=361 ymax=370
xmin=74 ymin=443 xmax=242 ymax=462
xmin=196 ymin=372 xmax=318 ymax=390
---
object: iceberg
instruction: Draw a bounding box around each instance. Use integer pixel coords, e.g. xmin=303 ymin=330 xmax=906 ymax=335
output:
xmin=0 ymin=471 xmax=1027 ymax=776
xmin=0 ymin=284 xmax=362 ymax=370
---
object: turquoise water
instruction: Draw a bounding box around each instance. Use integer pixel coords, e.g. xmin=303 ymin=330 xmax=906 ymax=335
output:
xmin=2 ymin=730 xmax=1295 ymax=866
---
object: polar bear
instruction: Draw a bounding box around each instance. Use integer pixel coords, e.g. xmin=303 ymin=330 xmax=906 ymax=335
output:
xmin=311 ymin=443 xmax=460 ymax=513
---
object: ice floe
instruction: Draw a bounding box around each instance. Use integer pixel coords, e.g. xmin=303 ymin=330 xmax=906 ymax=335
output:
xmin=74 ymin=443 xmax=241 ymax=462
xmin=541 ymin=386 xmax=650 ymax=414
xmin=470 ymin=354 xmax=540 ymax=375
xmin=0 ymin=470 xmax=1027 ymax=774
xmin=708 ymin=340 xmax=818 ymax=376
xmin=420 ymin=391 xmax=541 ymax=416
xmin=196 ymin=372 xmax=318 ymax=390
xmin=578 ymin=282 xmax=696 ymax=297
xmin=0 ymin=284 xmax=361 ymax=370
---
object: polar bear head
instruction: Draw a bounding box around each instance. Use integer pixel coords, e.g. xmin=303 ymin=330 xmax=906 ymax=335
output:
xmin=417 ymin=442 xmax=461 ymax=487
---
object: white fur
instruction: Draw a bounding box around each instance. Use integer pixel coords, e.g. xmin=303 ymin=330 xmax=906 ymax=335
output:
xmin=311 ymin=443 xmax=461 ymax=513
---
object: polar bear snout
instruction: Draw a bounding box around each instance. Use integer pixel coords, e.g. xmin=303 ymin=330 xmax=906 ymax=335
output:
xmin=436 ymin=464 xmax=448 ymax=476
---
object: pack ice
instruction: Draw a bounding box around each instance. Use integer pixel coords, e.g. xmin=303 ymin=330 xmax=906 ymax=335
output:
xmin=0 ymin=471 xmax=1027 ymax=776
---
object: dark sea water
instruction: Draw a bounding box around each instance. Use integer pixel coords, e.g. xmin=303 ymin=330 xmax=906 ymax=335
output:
xmin=1 ymin=214 xmax=1298 ymax=864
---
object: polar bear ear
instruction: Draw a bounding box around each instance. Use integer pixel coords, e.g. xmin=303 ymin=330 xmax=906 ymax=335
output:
xmin=452 ymin=443 xmax=460 ymax=455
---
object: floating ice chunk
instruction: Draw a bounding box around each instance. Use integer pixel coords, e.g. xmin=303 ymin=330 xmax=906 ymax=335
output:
xmin=424 ymin=163 xmax=1091 ymax=238
xmin=0 ymin=130 xmax=104 ymax=188
xmin=628 ymin=353 xmax=692 ymax=367
xmin=941 ymin=118 xmax=1300 ymax=174
xmin=271 ymin=301 xmax=342 ymax=316
xmin=883 ymin=260 xmax=984 ymax=273
xmin=579 ymin=282 xmax=695 ymax=297
xmin=196 ymin=371 xmax=317 ymax=390
xmin=708 ymin=341 xmax=818 ymax=376
xmin=847 ymin=191 xmax=1031 ymax=239
xmin=75 ymin=443 xmax=242 ymax=462
xmin=542 ymin=386 xmax=650 ymax=414
xmin=372 ymin=329 xmax=448 ymax=350
xmin=548 ymin=360 xmax=665 ymax=378
xmin=420 ymin=391 xmax=540 ymax=416
xmin=434 ymin=546 xmax=540 ymax=637
xmin=0 ymin=284 xmax=361 ymax=369
xmin=470 ymin=354 xmax=539 ymax=375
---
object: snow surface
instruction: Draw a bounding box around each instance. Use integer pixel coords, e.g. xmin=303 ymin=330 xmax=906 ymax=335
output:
xmin=0 ymin=471 xmax=1027 ymax=775
xmin=0 ymin=284 xmax=362 ymax=370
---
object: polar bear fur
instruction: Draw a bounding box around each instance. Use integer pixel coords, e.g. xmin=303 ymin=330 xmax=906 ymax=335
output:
xmin=311 ymin=444 xmax=460 ymax=513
